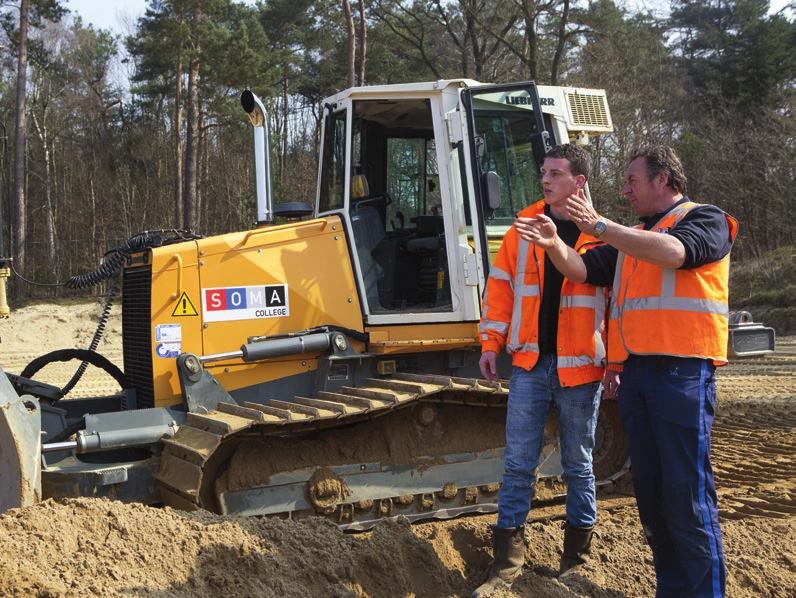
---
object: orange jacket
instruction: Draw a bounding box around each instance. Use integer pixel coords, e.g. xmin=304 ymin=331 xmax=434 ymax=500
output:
xmin=480 ymin=200 xmax=609 ymax=387
xmin=607 ymin=201 xmax=739 ymax=366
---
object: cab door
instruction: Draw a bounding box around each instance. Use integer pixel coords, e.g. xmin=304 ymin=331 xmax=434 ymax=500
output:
xmin=339 ymin=93 xmax=482 ymax=326
xmin=458 ymin=82 xmax=552 ymax=298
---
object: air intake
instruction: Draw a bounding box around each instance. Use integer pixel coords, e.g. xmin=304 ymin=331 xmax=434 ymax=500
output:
xmin=566 ymin=92 xmax=612 ymax=131
xmin=122 ymin=264 xmax=154 ymax=409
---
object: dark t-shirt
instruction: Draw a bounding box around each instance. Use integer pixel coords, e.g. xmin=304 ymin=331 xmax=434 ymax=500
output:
xmin=539 ymin=206 xmax=581 ymax=354
xmin=582 ymin=197 xmax=733 ymax=288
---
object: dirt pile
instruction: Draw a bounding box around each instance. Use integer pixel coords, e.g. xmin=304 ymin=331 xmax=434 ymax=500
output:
xmin=0 ymin=496 xmax=792 ymax=598
xmin=0 ymin=498 xmax=457 ymax=598
xmin=0 ymin=301 xmax=122 ymax=355
xmin=0 ymin=301 xmax=122 ymax=397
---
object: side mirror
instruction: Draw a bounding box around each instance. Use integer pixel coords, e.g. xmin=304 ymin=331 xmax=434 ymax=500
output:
xmin=530 ymin=130 xmax=552 ymax=168
xmin=481 ymin=171 xmax=501 ymax=212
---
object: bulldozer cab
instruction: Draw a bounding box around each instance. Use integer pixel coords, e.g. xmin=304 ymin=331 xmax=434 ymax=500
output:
xmin=315 ymin=80 xmax=611 ymax=325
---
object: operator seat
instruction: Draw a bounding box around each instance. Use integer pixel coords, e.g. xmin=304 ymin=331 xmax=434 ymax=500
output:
xmin=349 ymin=175 xmax=385 ymax=311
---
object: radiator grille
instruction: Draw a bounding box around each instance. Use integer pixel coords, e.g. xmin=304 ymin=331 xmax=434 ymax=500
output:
xmin=122 ymin=264 xmax=154 ymax=409
xmin=566 ymin=92 xmax=611 ymax=129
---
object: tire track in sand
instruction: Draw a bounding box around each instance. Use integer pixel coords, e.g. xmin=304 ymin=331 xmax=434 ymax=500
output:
xmin=714 ymin=338 xmax=796 ymax=522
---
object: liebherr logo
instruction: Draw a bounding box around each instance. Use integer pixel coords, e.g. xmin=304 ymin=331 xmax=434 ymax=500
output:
xmin=504 ymin=96 xmax=555 ymax=106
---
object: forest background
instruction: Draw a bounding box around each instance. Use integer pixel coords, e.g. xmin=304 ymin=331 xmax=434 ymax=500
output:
xmin=0 ymin=0 xmax=793 ymax=327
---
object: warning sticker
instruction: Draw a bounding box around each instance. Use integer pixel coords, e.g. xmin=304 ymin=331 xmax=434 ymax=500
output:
xmin=172 ymin=292 xmax=199 ymax=317
xmin=202 ymin=284 xmax=289 ymax=323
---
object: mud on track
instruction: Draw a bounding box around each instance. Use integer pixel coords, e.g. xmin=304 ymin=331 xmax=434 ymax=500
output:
xmin=0 ymin=304 xmax=793 ymax=597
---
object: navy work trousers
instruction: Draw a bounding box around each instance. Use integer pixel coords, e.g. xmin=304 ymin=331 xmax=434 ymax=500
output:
xmin=619 ymin=354 xmax=726 ymax=598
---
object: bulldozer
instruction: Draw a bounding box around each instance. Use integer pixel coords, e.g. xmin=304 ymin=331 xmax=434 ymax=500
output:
xmin=0 ymin=79 xmax=634 ymax=529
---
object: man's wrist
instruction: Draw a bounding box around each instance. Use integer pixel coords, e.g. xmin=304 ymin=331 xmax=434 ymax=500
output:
xmin=552 ymin=235 xmax=568 ymax=257
xmin=592 ymin=216 xmax=608 ymax=238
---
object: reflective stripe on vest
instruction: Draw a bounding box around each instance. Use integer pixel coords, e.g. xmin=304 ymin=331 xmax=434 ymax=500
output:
xmin=508 ymin=238 xmax=541 ymax=350
xmin=557 ymin=285 xmax=608 ymax=370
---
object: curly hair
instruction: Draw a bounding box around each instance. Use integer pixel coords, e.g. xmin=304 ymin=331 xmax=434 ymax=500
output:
xmin=545 ymin=144 xmax=591 ymax=179
xmin=629 ymin=145 xmax=687 ymax=194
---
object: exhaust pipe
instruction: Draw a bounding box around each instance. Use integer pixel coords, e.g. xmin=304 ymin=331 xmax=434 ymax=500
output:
xmin=240 ymin=90 xmax=274 ymax=225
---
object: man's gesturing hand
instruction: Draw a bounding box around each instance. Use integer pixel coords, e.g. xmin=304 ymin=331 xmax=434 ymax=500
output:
xmin=565 ymin=189 xmax=600 ymax=233
xmin=479 ymin=351 xmax=499 ymax=382
xmin=515 ymin=213 xmax=558 ymax=249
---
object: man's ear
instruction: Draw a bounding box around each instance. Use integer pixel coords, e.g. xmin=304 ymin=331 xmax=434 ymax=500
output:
xmin=655 ymin=170 xmax=668 ymax=189
xmin=575 ymin=174 xmax=587 ymax=189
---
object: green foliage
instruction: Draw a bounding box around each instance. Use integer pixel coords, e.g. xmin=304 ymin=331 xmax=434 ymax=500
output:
xmin=671 ymin=0 xmax=796 ymax=113
xmin=730 ymin=245 xmax=796 ymax=334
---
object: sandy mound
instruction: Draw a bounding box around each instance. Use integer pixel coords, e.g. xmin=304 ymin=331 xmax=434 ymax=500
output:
xmin=0 ymin=301 xmax=122 ymax=356
xmin=0 ymin=497 xmax=792 ymax=598
xmin=0 ymin=301 xmax=122 ymax=397
xmin=0 ymin=498 xmax=456 ymax=598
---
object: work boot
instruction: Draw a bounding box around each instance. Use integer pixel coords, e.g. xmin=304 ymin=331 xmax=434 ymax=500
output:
xmin=558 ymin=522 xmax=594 ymax=576
xmin=471 ymin=525 xmax=525 ymax=597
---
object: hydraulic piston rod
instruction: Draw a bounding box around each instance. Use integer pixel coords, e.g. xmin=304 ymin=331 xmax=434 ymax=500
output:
xmin=199 ymin=332 xmax=333 ymax=364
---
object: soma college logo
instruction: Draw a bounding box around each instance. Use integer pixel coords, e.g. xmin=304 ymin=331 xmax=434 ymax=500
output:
xmin=202 ymin=284 xmax=289 ymax=322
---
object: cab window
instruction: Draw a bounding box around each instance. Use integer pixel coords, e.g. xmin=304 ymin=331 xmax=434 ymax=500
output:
xmin=348 ymin=99 xmax=452 ymax=314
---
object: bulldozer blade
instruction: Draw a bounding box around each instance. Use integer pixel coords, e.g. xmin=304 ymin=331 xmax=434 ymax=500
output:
xmin=727 ymin=311 xmax=776 ymax=358
xmin=0 ymin=368 xmax=42 ymax=514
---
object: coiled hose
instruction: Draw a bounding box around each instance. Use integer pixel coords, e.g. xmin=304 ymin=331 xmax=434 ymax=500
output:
xmin=27 ymin=229 xmax=202 ymax=400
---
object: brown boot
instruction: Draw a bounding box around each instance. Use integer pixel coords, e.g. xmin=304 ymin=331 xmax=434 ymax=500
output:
xmin=471 ymin=525 xmax=525 ymax=597
xmin=559 ymin=523 xmax=594 ymax=576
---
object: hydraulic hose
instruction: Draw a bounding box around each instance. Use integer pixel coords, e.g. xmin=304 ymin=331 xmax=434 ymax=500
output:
xmin=22 ymin=229 xmax=202 ymax=398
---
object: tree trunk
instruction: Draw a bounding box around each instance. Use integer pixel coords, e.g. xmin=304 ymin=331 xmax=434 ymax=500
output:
xmin=174 ymin=41 xmax=184 ymax=228
xmin=357 ymin=0 xmax=367 ymax=85
xmin=31 ymin=110 xmax=56 ymax=280
xmin=184 ymin=5 xmax=201 ymax=231
xmin=342 ymin=0 xmax=355 ymax=87
xmin=13 ymin=0 xmax=30 ymax=287
xmin=281 ymin=67 xmax=289 ymax=186
xmin=196 ymin=110 xmax=206 ymax=232
xmin=522 ymin=0 xmax=538 ymax=81
xmin=550 ymin=0 xmax=570 ymax=85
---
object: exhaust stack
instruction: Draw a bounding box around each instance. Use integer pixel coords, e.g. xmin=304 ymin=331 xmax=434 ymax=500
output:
xmin=240 ymin=90 xmax=274 ymax=225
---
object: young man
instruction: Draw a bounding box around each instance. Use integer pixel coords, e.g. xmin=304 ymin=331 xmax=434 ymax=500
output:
xmin=517 ymin=145 xmax=736 ymax=597
xmin=474 ymin=144 xmax=609 ymax=596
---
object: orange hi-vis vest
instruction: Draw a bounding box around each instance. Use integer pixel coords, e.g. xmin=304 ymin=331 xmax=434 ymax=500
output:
xmin=607 ymin=200 xmax=739 ymax=366
xmin=480 ymin=200 xmax=609 ymax=387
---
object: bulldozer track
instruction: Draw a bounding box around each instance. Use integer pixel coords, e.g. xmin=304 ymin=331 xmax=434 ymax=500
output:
xmin=154 ymin=372 xmax=628 ymax=528
xmin=154 ymin=373 xmax=511 ymax=518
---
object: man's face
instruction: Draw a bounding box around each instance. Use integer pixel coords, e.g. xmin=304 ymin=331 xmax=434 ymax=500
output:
xmin=622 ymin=157 xmax=662 ymax=217
xmin=541 ymin=157 xmax=584 ymax=208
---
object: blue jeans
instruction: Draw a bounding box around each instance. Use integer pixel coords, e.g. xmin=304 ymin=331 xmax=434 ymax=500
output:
xmin=619 ymin=355 xmax=726 ymax=598
xmin=497 ymin=355 xmax=601 ymax=529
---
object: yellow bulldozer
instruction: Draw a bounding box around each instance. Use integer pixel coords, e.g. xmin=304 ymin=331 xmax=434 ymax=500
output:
xmin=1 ymin=80 xmax=638 ymax=528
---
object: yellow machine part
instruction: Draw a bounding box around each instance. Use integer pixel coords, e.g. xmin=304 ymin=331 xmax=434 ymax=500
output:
xmin=146 ymin=216 xmax=364 ymax=407
xmin=366 ymin=322 xmax=479 ymax=354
